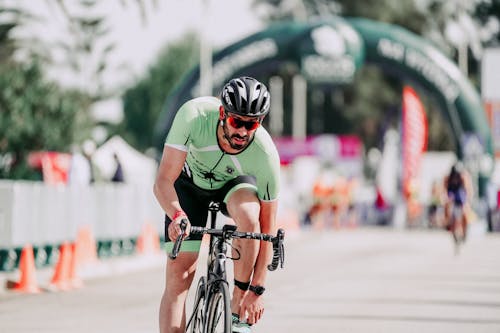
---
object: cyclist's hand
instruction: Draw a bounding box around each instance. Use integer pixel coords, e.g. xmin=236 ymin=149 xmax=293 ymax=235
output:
xmin=239 ymin=293 xmax=264 ymax=325
xmin=168 ymin=214 xmax=191 ymax=242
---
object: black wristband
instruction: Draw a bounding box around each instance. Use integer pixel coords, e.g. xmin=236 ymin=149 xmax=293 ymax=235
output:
xmin=249 ymin=284 xmax=266 ymax=296
xmin=234 ymin=279 xmax=250 ymax=291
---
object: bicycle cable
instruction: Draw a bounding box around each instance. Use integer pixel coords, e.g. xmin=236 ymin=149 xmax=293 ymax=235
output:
xmin=211 ymin=238 xmax=241 ymax=261
xmin=226 ymin=240 xmax=241 ymax=261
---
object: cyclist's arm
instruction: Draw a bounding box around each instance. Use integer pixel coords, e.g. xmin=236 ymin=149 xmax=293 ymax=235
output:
xmin=249 ymin=135 xmax=280 ymax=287
xmin=250 ymin=199 xmax=278 ymax=288
xmin=153 ymin=145 xmax=187 ymax=221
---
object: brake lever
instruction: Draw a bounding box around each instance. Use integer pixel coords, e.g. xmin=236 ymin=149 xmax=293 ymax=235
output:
xmin=169 ymin=219 xmax=187 ymax=260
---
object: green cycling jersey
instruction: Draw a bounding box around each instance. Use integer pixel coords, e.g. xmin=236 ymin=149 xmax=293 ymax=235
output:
xmin=165 ymin=96 xmax=280 ymax=201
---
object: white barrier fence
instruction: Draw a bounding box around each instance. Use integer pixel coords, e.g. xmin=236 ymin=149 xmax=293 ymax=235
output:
xmin=0 ymin=180 xmax=164 ymax=248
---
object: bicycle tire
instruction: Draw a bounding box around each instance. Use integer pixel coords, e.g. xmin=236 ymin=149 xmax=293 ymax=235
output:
xmin=188 ymin=277 xmax=206 ymax=333
xmin=205 ymin=281 xmax=232 ymax=333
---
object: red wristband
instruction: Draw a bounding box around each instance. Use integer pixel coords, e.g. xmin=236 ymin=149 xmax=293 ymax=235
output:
xmin=172 ymin=210 xmax=186 ymax=221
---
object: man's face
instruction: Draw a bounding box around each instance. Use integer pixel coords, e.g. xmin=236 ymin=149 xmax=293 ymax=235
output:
xmin=223 ymin=112 xmax=261 ymax=150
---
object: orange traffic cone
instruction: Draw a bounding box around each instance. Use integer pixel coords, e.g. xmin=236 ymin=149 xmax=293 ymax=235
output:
xmin=6 ymin=244 xmax=41 ymax=293
xmin=136 ymin=223 xmax=160 ymax=255
xmin=48 ymin=242 xmax=73 ymax=291
xmin=75 ymin=226 xmax=98 ymax=265
xmin=68 ymin=243 xmax=83 ymax=289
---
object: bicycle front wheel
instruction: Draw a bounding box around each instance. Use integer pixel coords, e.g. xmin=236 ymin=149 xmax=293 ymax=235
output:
xmin=188 ymin=277 xmax=206 ymax=333
xmin=205 ymin=281 xmax=232 ymax=333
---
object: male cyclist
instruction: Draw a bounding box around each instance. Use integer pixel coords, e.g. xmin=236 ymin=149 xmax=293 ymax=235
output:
xmin=154 ymin=77 xmax=280 ymax=333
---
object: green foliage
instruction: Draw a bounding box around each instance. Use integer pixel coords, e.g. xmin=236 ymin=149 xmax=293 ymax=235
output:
xmin=0 ymin=61 xmax=92 ymax=179
xmin=121 ymin=32 xmax=200 ymax=151
xmin=0 ymin=1 xmax=161 ymax=179
xmin=338 ymin=0 xmax=426 ymax=35
xmin=252 ymin=0 xmax=497 ymax=151
xmin=342 ymin=66 xmax=401 ymax=148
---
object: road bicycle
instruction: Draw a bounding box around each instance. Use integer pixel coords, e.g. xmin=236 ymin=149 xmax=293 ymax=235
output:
xmin=170 ymin=202 xmax=285 ymax=333
xmin=447 ymin=201 xmax=466 ymax=255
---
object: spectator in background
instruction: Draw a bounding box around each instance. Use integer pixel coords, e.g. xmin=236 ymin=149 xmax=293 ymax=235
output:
xmin=308 ymin=169 xmax=335 ymax=229
xmin=374 ymin=186 xmax=391 ymax=225
xmin=111 ymin=153 xmax=124 ymax=183
xmin=428 ymin=180 xmax=446 ymax=228
xmin=404 ymin=179 xmax=423 ymax=227
xmin=82 ymin=139 xmax=103 ymax=183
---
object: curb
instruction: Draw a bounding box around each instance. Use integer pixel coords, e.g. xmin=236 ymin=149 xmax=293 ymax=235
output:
xmin=0 ymin=252 xmax=165 ymax=295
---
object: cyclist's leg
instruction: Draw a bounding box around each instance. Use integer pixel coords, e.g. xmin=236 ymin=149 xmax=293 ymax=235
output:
xmin=160 ymin=252 xmax=199 ymax=333
xmin=462 ymin=203 xmax=469 ymax=241
xmin=214 ymin=176 xmax=260 ymax=323
xmin=225 ymin=188 xmax=261 ymax=314
xmin=450 ymin=204 xmax=458 ymax=238
xmin=160 ymin=174 xmax=208 ymax=333
xmin=443 ymin=202 xmax=449 ymax=229
xmin=450 ymin=203 xmax=466 ymax=249
xmin=445 ymin=199 xmax=454 ymax=231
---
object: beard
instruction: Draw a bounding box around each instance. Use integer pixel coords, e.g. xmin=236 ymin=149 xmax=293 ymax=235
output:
xmin=223 ymin=124 xmax=249 ymax=150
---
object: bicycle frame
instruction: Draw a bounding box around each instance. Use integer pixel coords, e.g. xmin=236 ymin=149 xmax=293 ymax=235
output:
xmin=172 ymin=201 xmax=285 ymax=332
xmin=206 ymin=202 xmax=230 ymax=281
xmin=447 ymin=201 xmax=466 ymax=255
xmin=187 ymin=202 xmax=234 ymax=332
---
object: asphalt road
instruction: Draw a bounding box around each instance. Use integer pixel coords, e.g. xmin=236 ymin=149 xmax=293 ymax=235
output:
xmin=1 ymin=227 xmax=500 ymax=333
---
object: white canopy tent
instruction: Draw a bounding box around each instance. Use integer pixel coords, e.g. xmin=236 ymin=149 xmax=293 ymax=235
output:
xmin=92 ymin=136 xmax=158 ymax=185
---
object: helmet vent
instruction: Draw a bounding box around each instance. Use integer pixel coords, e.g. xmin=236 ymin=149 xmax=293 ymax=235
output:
xmin=229 ymin=93 xmax=237 ymax=109
xmin=250 ymin=99 xmax=258 ymax=112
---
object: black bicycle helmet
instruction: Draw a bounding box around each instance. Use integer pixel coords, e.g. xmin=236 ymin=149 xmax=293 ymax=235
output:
xmin=220 ymin=76 xmax=270 ymax=117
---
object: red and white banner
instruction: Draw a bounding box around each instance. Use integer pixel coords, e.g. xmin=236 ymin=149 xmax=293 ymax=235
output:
xmin=402 ymin=86 xmax=428 ymax=197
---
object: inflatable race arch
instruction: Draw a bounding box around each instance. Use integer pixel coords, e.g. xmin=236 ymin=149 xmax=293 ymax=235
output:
xmin=154 ymin=17 xmax=492 ymax=161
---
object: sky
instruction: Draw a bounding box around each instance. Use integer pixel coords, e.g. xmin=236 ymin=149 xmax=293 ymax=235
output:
xmin=12 ymin=0 xmax=263 ymax=95
xmin=105 ymin=0 xmax=263 ymax=86
xmin=8 ymin=0 xmax=263 ymax=123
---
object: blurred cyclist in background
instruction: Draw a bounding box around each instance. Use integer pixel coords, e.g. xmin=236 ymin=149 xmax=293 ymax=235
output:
xmin=443 ymin=162 xmax=473 ymax=241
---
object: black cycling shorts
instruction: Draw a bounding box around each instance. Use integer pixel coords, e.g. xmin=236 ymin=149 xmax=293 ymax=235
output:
xmin=164 ymin=172 xmax=257 ymax=242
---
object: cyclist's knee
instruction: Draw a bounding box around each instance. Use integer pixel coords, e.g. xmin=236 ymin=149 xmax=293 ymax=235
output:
xmin=166 ymin=253 xmax=198 ymax=282
xmin=231 ymin=208 xmax=260 ymax=231
xmin=226 ymin=189 xmax=260 ymax=229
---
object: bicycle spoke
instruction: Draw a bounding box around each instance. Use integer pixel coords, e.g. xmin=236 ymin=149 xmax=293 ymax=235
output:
xmin=188 ymin=278 xmax=206 ymax=333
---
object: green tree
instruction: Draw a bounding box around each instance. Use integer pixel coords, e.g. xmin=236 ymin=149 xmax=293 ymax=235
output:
xmin=0 ymin=6 xmax=27 ymax=63
xmin=0 ymin=61 xmax=92 ymax=179
xmin=7 ymin=0 xmax=158 ymax=100
xmin=0 ymin=1 xmax=158 ymax=179
xmin=120 ymin=32 xmax=200 ymax=151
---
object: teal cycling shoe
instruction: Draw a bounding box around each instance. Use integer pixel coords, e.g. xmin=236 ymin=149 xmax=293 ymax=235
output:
xmin=232 ymin=313 xmax=252 ymax=333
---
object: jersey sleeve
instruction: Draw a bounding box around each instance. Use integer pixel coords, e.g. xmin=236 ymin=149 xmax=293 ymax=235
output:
xmin=164 ymin=101 xmax=199 ymax=151
xmin=255 ymin=146 xmax=281 ymax=201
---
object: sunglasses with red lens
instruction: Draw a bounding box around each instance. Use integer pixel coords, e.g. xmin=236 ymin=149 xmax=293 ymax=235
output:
xmin=226 ymin=115 xmax=260 ymax=131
